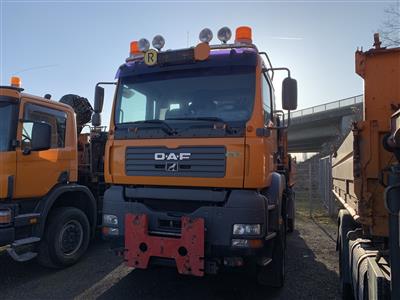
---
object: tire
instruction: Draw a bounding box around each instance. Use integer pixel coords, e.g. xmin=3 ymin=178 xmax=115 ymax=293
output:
xmin=286 ymin=190 xmax=295 ymax=233
xmin=257 ymin=224 xmax=286 ymax=287
xmin=287 ymin=218 xmax=294 ymax=233
xmin=338 ymin=209 xmax=357 ymax=300
xmin=37 ymin=207 xmax=90 ymax=268
xmin=339 ymin=242 xmax=354 ymax=300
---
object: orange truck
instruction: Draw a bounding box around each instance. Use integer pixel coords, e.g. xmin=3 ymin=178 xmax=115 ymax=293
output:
xmin=332 ymin=34 xmax=400 ymax=299
xmin=0 ymin=82 xmax=106 ymax=267
xmin=100 ymin=26 xmax=297 ymax=286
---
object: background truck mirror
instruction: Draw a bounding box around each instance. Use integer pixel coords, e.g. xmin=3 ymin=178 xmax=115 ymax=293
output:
xmin=282 ymin=77 xmax=298 ymax=111
xmin=94 ymin=85 xmax=105 ymax=113
xmin=25 ymin=121 xmax=52 ymax=152
xmin=92 ymin=112 xmax=101 ymax=127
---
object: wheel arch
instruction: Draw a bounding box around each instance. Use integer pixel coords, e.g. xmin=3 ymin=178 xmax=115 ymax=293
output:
xmin=35 ymin=184 xmax=97 ymax=238
xmin=264 ymin=172 xmax=286 ymax=209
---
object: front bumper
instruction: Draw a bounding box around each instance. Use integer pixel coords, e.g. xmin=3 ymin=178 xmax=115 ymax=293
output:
xmin=0 ymin=226 xmax=15 ymax=246
xmin=124 ymin=214 xmax=205 ymax=276
xmin=0 ymin=203 xmax=40 ymax=248
xmin=102 ymin=186 xmax=268 ymax=258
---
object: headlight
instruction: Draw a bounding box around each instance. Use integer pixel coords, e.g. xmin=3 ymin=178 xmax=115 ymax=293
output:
xmin=233 ymin=224 xmax=261 ymax=235
xmin=103 ymin=214 xmax=118 ymax=226
xmin=103 ymin=227 xmax=119 ymax=236
xmin=138 ymin=38 xmax=150 ymax=52
xmin=152 ymin=35 xmax=165 ymax=51
xmin=0 ymin=208 xmax=12 ymax=224
xmin=217 ymin=26 xmax=232 ymax=43
xmin=199 ymin=28 xmax=213 ymax=43
xmin=231 ymin=239 xmax=249 ymax=248
xmin=231 ymin=238 xmax=263 ymax=248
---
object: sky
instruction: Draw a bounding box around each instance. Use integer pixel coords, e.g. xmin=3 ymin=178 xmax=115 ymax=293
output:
xmin=0 ymin=0 xmax=396 ymax=126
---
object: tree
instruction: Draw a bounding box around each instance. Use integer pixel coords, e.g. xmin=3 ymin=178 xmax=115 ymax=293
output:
xmin=379 ymin=4 xmax=400 ymax=47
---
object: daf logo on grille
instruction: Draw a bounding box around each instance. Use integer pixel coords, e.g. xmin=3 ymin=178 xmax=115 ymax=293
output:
xmin=165 ymin=162 xmax=179 ymax=172
xmin=154 ymin=153 xmax=191 ymax=161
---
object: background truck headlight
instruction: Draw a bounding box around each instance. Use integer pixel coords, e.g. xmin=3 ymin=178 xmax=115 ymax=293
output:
xmin=103 ymin=214 xmax=118 ymax=226
xmin=232 ymin=224 xmax=261 ymax=235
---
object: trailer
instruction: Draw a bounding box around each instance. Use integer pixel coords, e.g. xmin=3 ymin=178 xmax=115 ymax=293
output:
xmin=332 ymin=34 xmax=400 ymax=299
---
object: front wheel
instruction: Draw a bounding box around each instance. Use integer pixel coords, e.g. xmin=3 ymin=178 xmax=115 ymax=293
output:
xmin=38 ymin=207 xmax=90 ymax=268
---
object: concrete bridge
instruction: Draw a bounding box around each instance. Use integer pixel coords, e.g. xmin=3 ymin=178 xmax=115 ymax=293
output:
xmin=288 ymin=95 xmax=363 ymax=152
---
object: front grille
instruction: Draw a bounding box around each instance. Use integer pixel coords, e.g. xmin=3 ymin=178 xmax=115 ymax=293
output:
xmin=125 ymin=146 xmax=226 ymax=178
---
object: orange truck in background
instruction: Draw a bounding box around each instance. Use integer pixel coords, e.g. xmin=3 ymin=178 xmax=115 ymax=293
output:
xmin=0 ymin=82 xmax=106 ymax=267
xmin=332 ymin=34 xmax=400 ymax=299
xmin=100 ymin=26 xmax=297 ymax=286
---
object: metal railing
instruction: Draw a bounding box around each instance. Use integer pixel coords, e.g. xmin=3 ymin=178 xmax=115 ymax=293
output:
xmin=291 ymin=94 xmax=363 ymax=118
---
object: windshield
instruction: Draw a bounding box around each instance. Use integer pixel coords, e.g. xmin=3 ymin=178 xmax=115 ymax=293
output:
xmin=115 ymin=66 xmax=255 ymax=126
xmin=0 ymin=102 xmax=18 ymax=152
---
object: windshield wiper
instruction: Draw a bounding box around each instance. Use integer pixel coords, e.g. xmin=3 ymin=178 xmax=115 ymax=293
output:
xmin=123 ymin=120 xmax=176 ymax=135
xmin=166 ymin=117 xmax=234 ymax=133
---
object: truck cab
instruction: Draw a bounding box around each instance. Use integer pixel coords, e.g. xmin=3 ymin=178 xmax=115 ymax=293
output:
xmin=0 ymin=81 xmax=103 ymax=267
xmin=101 ymin=26 xmax=297 ymax=286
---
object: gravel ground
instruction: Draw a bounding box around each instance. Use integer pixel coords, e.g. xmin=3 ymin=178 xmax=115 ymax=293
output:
xmin=0 ymin=201 xmax=340 ymax=300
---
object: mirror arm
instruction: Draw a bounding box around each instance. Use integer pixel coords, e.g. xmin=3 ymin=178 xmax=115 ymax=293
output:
xmin=259 ymin=52 xmax=274 ymax=80
xmin=268 ymin=110 xmax=291 ymax=130
xmin=287 ymin=110 xmax=291 ymax=128
xmin=266 ymin=67 xmax=291 ymax=78
xmin=96 ymin=82 xmax=116 ymax=87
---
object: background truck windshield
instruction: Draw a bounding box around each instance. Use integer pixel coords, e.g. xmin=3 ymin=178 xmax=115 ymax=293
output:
xmin=115 ymin=66 xmax=255 ymax=125
xmin=0 ymin=102 xmax=18 ymax=152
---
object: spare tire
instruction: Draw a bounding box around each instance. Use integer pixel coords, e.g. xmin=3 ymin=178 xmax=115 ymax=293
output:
xmin=60 ymin=94 xmax=93 ymax=134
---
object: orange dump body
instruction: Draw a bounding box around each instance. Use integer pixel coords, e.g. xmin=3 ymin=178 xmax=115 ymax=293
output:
xmin=332 ymin=43 xmax=400 ymax=236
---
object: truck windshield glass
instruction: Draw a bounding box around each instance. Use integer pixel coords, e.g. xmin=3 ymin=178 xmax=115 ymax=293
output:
xmin=0 ymin=102 xmax=18 ymax=152
xmin=115 ymin=66 xmax=255 ymax=125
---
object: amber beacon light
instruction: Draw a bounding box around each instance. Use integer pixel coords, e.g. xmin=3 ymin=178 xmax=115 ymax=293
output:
xmin=130 ymin=41 xmax=140 ymax=55
xmin=235 ymin=26 xmax=252 ymax=44
xmin=10 ymin=76 xmax=22 ymax=88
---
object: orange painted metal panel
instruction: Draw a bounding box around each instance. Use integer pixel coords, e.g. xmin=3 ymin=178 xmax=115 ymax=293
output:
xmin=333 ymin=40 xmax=400 ymax=236
xmin=0 ymin=152 xmax=16 ymax=199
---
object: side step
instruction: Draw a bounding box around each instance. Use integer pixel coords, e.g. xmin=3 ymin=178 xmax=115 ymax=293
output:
xmin=257 ymin=257 xmax=273 ymax=267
xmin=6 ymin=237 xmax=40 ymax=262
xmin=265 ymin=232 xmax=277 ymax=241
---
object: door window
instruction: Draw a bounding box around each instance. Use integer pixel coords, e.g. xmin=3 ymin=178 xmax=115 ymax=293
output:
xmin=23 ymin=103 xmax=67 ymax=149
xmin=262 ymin=74 xmax=273 ymax=123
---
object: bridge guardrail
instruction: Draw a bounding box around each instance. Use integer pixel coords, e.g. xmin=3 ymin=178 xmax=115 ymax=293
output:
xmin=291 ymin=94 xmax=363 ymax=118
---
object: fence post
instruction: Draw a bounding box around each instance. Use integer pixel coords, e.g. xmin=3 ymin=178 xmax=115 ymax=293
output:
xmin=309 ymin=163 xmax=312 ymax=217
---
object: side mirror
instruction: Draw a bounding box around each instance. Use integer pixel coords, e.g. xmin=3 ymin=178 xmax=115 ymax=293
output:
xmin=282 ymin=77 xmax=298 ymax=111
xmin=23 ymin=121 xmax=52 ymax=153
xmin=94 ymin=85 xmax=105 ymax=113
xmin=92 ymin=85 xmax=105 ymax=127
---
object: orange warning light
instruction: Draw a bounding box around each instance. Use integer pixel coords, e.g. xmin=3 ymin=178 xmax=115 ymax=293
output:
xmin=235 ymin=26 xmax=252 ymax=44
xmin=10 ymin=76 xmax=21 ymax=88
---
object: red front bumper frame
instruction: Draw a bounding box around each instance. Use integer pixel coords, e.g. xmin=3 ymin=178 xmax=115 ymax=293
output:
xmin=124 ymin=214 xmax=205 ymax=276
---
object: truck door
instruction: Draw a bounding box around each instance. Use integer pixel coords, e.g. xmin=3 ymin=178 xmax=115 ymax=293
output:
xmin=0 ymin=99 xmax=19 ymax=199
xmin=15 ymin=99 xmax=70 ymax=199
xmin=262 ymin=73 xmax=277 ymax=174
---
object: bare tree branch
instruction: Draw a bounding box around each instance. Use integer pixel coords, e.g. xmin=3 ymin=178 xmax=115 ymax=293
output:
xmin=379 ymin=4 xmax=400 ymax=47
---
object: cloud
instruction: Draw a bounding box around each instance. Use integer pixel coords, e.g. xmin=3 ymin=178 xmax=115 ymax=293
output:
xmin=269 ymin=36 xmax=304 ymax=40
xmin=13 ymin=64 xmax=59 ymax=75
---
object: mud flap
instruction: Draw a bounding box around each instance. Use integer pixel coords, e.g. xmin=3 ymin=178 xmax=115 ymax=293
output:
xmin=124 ymin=214 xmax=205 ymax=276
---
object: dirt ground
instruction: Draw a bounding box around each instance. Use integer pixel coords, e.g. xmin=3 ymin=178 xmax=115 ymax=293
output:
xmin=0 ymin=197 xmax=340 ymax=300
